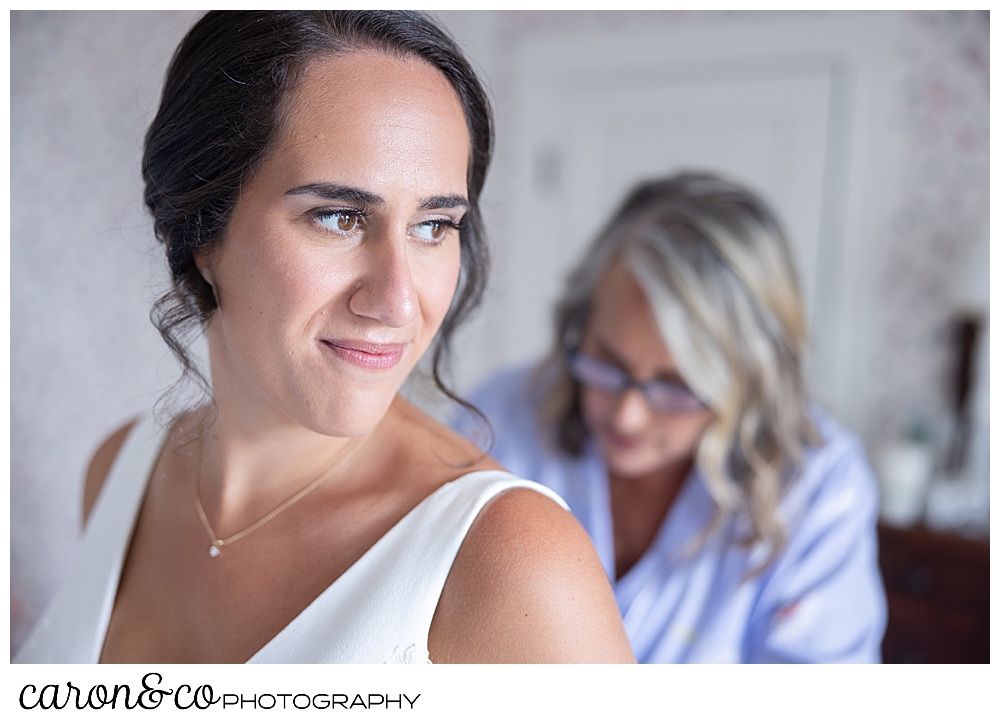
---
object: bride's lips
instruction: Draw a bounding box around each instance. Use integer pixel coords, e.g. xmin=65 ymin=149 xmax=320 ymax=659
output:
xmin=320 ymin=339 xmax=405 ymax=370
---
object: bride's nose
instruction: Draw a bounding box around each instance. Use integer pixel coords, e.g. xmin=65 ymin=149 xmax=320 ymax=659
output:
xmin=348 ymin=229 xmax=418 ymax=328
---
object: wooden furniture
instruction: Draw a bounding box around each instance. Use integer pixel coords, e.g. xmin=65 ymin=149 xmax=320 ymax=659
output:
xmin=878 ymin=523 xmax=989 ymax=663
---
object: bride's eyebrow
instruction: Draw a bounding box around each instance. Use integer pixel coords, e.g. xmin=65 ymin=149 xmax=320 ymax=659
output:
xmin=286 ymin=183 xmax=384 ymax=208
xmin=419 ymin=194 xmax=468 ymax=211
xmin=283 ymin=186 xmax=467 ymax=213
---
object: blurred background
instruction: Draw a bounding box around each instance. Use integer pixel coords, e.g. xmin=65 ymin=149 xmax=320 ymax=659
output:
xmin=10 ymin=11 xmax=989 ymax=661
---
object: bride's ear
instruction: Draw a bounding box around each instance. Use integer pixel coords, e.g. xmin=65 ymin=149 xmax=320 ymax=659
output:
xmin=193 ymin=250 xmax=220 ymax=309
xmin=194 ymin=252 xmax=215 ymax=289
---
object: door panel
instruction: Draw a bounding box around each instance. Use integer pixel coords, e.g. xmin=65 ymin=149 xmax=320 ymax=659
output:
xmin=499 ymin=56 xmax=835 ymax=391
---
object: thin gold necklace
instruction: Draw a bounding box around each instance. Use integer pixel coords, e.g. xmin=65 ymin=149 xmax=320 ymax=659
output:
xmin=193 ymin=433 xmax=367 ymax=558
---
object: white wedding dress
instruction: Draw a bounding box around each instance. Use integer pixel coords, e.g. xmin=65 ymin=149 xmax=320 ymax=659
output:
xmin=14 ymin=415 xmax=566 ymax=663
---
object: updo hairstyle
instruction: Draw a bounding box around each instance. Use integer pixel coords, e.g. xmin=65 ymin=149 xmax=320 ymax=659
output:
xmin=143 ymin=10 xmax=493 ymax=412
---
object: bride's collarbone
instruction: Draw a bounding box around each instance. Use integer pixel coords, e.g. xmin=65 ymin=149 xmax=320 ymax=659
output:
xmin=100 ymin=449 xmax=472 ymax=663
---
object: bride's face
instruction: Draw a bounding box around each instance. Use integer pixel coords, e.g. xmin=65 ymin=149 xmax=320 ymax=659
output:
xmin=197 ymin=51 xmax=470 ymax=436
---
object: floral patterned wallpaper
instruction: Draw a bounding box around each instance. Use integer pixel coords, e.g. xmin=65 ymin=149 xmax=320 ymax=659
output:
xmin=869 ymin=11 xmax=989 ymax=461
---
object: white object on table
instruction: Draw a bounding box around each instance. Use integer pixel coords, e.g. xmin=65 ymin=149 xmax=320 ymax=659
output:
xmin=877 ymin=442 xmax=934 ymax=527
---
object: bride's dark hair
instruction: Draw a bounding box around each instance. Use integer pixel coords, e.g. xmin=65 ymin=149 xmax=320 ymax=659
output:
xmin=143 ymin=11 xmax=493 ymax=420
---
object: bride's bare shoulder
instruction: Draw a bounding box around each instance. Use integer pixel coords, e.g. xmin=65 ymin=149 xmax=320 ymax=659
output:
xmin=386 ymin=398 xmax=633 ymax=662
xmin=428 ymin=485 xmax=636 ymax=663
xmin=82 ymin=419 xmax=138 ymax=526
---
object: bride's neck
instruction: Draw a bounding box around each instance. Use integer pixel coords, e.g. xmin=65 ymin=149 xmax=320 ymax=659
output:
xmin=191 ymin=329 xmax=385 ymax=514
xmin=185 ymin=400 xmax=365 ymax=522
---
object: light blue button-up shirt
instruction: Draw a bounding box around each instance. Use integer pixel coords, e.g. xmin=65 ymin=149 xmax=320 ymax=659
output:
xmin=453 ymin=366 xmax=887 ymax=663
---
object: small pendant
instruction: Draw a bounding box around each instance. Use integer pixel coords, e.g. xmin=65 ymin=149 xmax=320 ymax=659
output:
xmin=208 ymin=544 xmax=221 ymax=557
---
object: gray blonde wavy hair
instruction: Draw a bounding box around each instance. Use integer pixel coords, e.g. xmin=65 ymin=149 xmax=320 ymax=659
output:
xmin=542 ymin=172 xmax=820 ymax=564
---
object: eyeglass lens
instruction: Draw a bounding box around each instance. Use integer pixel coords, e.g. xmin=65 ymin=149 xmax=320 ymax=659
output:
xmin=569 ymin=351 xmax=705 ymax=414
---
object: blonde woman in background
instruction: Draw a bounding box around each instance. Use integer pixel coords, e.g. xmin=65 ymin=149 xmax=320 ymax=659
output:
xmin=455 ymin=173 xmax=886 ymax=663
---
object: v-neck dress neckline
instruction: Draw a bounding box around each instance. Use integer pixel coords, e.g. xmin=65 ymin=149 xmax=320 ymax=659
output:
xmin=14 ymin=415 xmax=567 ymax=664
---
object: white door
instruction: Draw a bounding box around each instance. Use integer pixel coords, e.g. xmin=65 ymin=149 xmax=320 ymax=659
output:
xmin=491 ymin=45 xmax=839 ymax=399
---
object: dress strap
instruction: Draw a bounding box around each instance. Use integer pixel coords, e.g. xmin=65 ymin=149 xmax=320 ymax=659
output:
xmin=249 ymin=470 xmax=567 ymax=663
xmin=13 ymin=415 xmax=164 ymax=663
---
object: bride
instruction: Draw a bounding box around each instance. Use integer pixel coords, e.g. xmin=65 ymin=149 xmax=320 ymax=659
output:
xmin=16 ymin=10 xmax=633 ymax=664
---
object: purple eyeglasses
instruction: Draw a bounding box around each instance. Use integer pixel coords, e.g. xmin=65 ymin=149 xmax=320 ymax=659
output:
xmin=568 ymin=349 xmax=707 ymax=414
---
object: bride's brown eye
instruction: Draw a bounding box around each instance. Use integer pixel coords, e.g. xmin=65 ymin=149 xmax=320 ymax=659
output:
xmin=318 ymin=210 xmax=362 ymax=233
xmin=337 ymin=213 xmax=358 ymax=231
xmin=413 ymin=219 xmax=452 ymax=242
